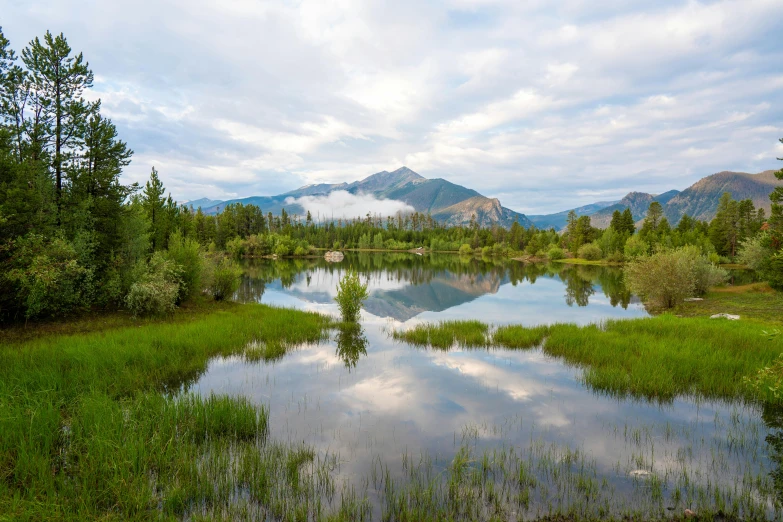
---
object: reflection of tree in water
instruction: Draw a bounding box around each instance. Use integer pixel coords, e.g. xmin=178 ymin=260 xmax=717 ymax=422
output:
xmin=762 ymin=403 xmax=783 ymax=504
xmin=234 ymin=275 xmax=266 ymax=302
xmin=597 ymin=269 xmax=632 ymax=309
xmin=238 ymin=254 xmax=636 ymax=311
xmin=335 ymin=323 xmax=368 ymax=371
xmin=560 ymin=266 xmax=596 ymax=307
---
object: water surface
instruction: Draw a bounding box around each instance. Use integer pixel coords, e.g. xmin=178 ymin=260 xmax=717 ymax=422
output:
xmin=191 ymin=253 xmax=779 ymax=518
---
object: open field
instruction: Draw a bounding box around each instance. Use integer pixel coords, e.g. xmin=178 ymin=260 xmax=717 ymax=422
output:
xmin=674 ymin=283 xmax=783 ymax=326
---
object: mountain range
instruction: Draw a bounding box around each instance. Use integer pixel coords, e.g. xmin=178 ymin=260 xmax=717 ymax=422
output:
xmin=529 ymin=170 xmax=781 ymax=230
xmin=187 ymin=168 xmax=782 ymax=230
xmin=191 ymin=167 xmax=532 ymax=228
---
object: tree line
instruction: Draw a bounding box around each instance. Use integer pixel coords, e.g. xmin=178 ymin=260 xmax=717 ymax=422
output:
xmin=0 ymin=29 xmax=240 ymax=323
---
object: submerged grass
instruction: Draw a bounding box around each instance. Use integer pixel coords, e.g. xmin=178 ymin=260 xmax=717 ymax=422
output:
xmin=393 ymin=315 xmax=783 ymax=403
xmin=392 ymin=320 xmax=490 ymax=349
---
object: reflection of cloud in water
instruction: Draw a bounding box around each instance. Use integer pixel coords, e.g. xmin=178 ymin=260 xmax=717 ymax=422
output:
xmin=205 ymin=255 xmax=770 ymax=514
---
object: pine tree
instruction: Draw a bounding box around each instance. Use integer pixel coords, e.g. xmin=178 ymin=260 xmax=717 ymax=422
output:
xmin=621 ymin=208 xmax=635 ymax=235
xmin=142 ymin=167 xmax=166 ymax=251
xmin=21 ymin=31 xmax=93 ymax=215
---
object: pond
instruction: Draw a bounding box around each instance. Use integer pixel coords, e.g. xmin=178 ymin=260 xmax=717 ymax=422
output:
xmin=190 ymin=253 xmax=781 ymax=519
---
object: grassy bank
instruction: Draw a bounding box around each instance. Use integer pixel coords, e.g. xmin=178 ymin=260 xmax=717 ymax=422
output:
xmin=674 ymin=282 xmax=783 ymax=326
xmin=394 ymin=314 xmax=783 ymax=403
xmin=0 ymin=303 xmax=358 ymax=520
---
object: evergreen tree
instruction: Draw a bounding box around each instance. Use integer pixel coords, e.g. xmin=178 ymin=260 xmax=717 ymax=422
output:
xmin=769 ymin=138 xmax=783 ymax=249
xmin=620 ymin=208 xmax=635 ymax=235
xmin=142 ymin=167 xmax=166 ymax=251
xmin=21 ymin=31 xmax=93 ymax=214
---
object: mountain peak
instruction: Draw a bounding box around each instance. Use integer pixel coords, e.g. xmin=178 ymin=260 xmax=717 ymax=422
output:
xmin=390 ymin=166 xmax=424 ymax=180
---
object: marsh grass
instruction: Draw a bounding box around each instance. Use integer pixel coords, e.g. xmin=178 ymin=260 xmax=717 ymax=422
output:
xmin=0 ymin=303 xmax=351 ymax=520
xmin=372 ymin=413 xmax=778 ymax=521
xmin=393 ymin=315 xmax=783 ymax=403
xmin=392 ymin=320 xmax=490 ymax=349
xmin=493 ymin=324 xmax=551 ymax=348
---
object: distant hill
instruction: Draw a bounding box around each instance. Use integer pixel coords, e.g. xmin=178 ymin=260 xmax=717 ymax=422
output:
xmin=199 ymin=167 xmax=532 ymax=229
xmin=528 ymin=200 xmax=618 ymax=230
xmin=183 ymin=197 xmax=224 ymax=210
xmin=530 ymin=170 xmax=781 ymax=230
xmin=663 ymin=170 xmax=780 ymax=223
xmin=588 ymin=191 xmax=679 ymax=229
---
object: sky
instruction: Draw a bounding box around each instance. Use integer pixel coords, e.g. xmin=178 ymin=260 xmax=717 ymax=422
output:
xmin=3 ymin=0 xmax=783 ymax=214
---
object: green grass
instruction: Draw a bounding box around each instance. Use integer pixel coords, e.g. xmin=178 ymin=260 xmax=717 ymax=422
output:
xmin=674 ymin=283 xmax=783 ymax=326
xmin=553 ymin=258 xmax=622 ymax=266
xmin=493 ymin=324 xmax=551 ymax=348
xmin=393 ymin=315 xmax=783 ymax=403
xmin=392 ymin=320 xmax=489 ymax=349
xmin=0 ymin=303 xmax=357 ymax=520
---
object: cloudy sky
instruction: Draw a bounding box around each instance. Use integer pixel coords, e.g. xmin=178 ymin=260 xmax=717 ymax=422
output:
xmin=3 ymin=0 xmax=783 ymax=214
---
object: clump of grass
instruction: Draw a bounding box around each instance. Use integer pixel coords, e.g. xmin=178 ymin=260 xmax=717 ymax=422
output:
xmin=245 ymin=340 xmax=287 ymax=362
xmin=393 ymin=320 xmax=489 ymax=349
xmin=393 ymin=315 xmax=783 ymax=403
xmin=543 ymin=315 xmax=783 ymax=401
xmin=493 ymin=324 xmax=551 ymax=348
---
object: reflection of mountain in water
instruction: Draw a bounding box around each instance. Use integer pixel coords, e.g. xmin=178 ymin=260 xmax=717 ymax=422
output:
xmin=364 ymin=271 xmax=504 ymax=321
xmin=266 ymin=270 xmax=506 ymax=321
xmin=239 ymin=253 xmax=638 ymax=321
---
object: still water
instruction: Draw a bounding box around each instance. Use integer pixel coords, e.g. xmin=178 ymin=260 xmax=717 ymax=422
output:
xmin=191 ymin=253 xmax=780 ymax=518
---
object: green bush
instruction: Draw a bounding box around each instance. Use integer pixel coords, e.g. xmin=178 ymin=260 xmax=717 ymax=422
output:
xmin=166 ymin=231 xmax=203 ymax=303
xmin=577 ymin=242 xmax=603 ymax=261
xmin=624 ymin=235 xmax=649 ymax=259
xmin=274 ymin=243 xmax=290 ymax=257
xmin=458 ymin=244 xmax=472 ymax=256
xmin=765 ymin=253 xmax=783 ymax=290
xmin=6 ymin=235 xmax=93 ymax=319
xmin=208 ymin=257 xmax=243 ymax=301
xmin=624 ymin=247 xmax=728 ymax=310
xmin=605 ymin=250 xmax=625 ymax=263
xmin=547 ymin=246 xmax=564 ymax=260
xmin=125 ymin=253 xmax=182 ymax=317
xmin=293 ymin=246 xmax=307 ymax=257
xmin=335 ymin=271 xmax=369 ymax=322
xmin=738 ymin=234 xmax=772 ymax=270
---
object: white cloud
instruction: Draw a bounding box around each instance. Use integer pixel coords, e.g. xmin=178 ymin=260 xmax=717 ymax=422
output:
xmin=3 ymin=0 xmax=782 ymax=211
xmin=285 ymin=190 xmax=414 ymax=219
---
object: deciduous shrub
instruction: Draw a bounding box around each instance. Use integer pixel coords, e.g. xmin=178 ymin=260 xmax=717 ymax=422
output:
xmin=738 ymin=234 xmax=772 ymax=270
xmin=6 ymin=235 xmax=93 ymax=319
xmin=125 ymin=253 xmax=182 ymax=317
xmin=547 ymin=246 xmax=564 ymax=260
xmin=624 ymin=246 xmax=727 ymax=310
xmin=458 ymin=244 xmax=472 ymax=256
xmin=577 ymin=242 xmax=603 ymax=261
xmin=208 ymin=257 xmax=243 ymax=301
xmin=166 ymin=230 xmax=203 ymax=302
xmin=335 ymin=271 xmax=369 ymax=322
xmin=623 ymin=236 xmax=649 ymax=259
